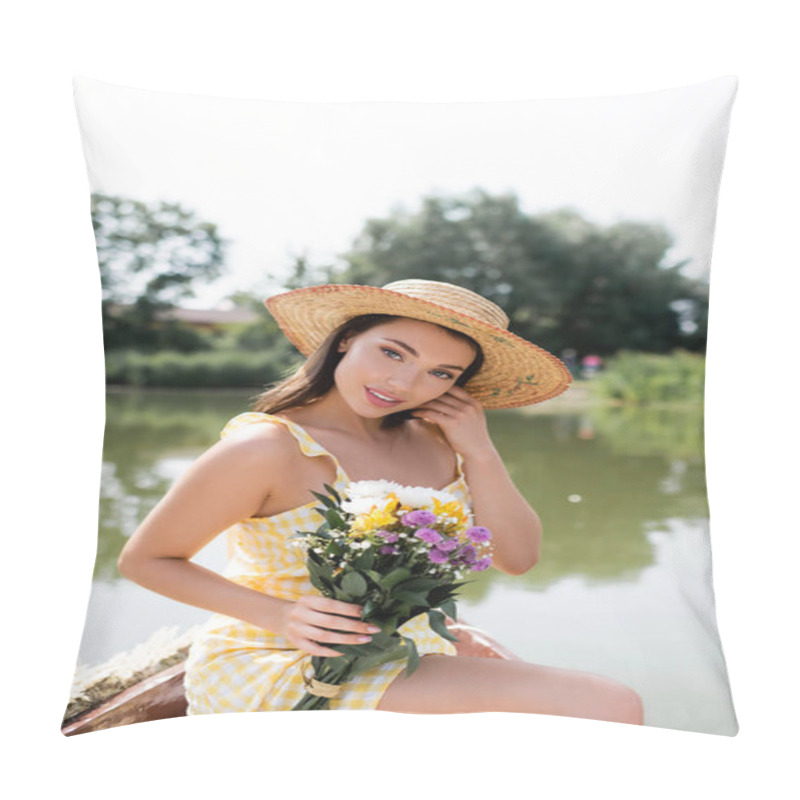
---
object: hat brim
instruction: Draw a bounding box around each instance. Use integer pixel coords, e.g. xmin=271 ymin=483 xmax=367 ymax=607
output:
xmin=265 ymin=284 xmax=572 ymax=409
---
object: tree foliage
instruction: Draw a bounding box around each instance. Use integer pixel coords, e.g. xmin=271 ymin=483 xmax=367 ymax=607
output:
xmin=92 ymin=194 xmax=227 ymax=351
xmin=318 ymin=189 xmax=707 ymax=357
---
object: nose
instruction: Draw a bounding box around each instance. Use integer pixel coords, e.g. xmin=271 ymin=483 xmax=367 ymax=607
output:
xmin=385 ymin=364 xmax=420 ymax=394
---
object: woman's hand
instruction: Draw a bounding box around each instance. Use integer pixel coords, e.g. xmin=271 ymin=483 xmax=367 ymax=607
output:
xmin=411 ymin=385 xmax=496 ymax=459
xmin=277 ymin=595 xmax=381 ymax=657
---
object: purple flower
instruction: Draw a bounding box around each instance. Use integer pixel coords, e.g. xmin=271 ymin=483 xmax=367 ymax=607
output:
xmin=415 ymin=528 xmax=443 ymax=544
xmin=465 ymin=526 xmax=492 ymax=543
xmin=377 ymin=530 xmax=399 ymax=543
xmin=380 ymin=545 xmax=399 ymax=555
xmin=427 ymin=548 xmax=449 ymax=564
xmin=435 ymin=538 xmax=458 ymax=553
xmin=457 ymin=544 xmax=479 ymax=564
xmin=401 ymin=509 xmax=437 ymax=527
xmin=470 ymin=557 xmax=492 ymax=572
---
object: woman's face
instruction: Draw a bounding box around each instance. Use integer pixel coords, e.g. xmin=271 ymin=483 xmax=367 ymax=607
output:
xmin=334 ymin=318 xmax=477 ymax=417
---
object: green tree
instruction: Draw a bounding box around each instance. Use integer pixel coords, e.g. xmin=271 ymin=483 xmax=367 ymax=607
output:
xmin=319 ymin=189 xmax=707 ymax=357
xmin=92 ymin=194 xmax=227 ymax=351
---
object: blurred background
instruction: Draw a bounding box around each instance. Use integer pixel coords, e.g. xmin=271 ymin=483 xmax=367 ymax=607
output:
xmin=71 ymin=79 xmax=735 ymax=733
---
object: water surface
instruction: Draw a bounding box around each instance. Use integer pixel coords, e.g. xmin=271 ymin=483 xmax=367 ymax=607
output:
xmin=75 ymin=388 xmax=736 ymax=734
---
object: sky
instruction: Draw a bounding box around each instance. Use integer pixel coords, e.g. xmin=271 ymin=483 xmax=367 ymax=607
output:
xmin=10 ymin=0 xmax=799 ymax=790
xmin=74 ymin=75 xmax=736 ymax=308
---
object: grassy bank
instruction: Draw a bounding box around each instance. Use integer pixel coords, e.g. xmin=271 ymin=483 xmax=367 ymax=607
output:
xmin=588 ymin=350 xmax=704 ymax=405
xmin=105 ymin=349 xmax=296 ymax=388
xmin=106 ymin=348 xmax=705 ymax=408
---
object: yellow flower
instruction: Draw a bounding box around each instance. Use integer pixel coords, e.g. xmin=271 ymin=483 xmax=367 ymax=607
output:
xmin=350 ymin=495 xmax=401 ymax=534
xmin=432 ymin=496 xmax=469 ymax=527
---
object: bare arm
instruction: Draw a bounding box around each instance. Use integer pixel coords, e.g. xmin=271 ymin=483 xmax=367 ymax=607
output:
xmin=460 ymin=446 xmax=541 ymax=575
xmin=117 ymin=425 xmax=378 ymax=656
xmin=412 ymin=386 xmax=541 ymax=576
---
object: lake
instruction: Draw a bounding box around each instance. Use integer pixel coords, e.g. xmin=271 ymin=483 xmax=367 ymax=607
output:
xmin=73 ymin=387 xmax=737 ymax=734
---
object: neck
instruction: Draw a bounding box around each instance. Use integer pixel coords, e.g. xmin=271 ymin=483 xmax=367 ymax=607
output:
xmin=291 ymin=388 xmax=397 ymax=441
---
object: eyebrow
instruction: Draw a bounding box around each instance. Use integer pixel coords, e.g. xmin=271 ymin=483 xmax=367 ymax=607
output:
xmin=382 ymin=338 xmax=467 ymax=371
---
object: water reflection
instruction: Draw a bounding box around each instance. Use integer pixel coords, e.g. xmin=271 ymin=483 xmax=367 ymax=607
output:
xmin=93 ymin=390 xmax=707 ymax=597
xmin=95 ymin=390 xmax=252 ymax=579
xmin=76 ymin=390 xmax=739 ymax=734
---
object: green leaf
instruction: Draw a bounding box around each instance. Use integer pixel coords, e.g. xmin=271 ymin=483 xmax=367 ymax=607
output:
xmin=426 ymin=585 xmax=454 ymax=606
xmin=393 ymin=590 xmax=429 ymax=607
xmin=374 ymin=614 xmax=401 ymax=633
xmin=439 ymin=598 xmax=457 ymax=621
xmin=325 ymin=508 xmax=350 ymax=529
xmin=394 ymin=576 xmax=440 ymax=593
xmin=310 ymin=490 xmax=338 ymax=509
xmin=306 ymin=559 xmax=334 ymax=591
xmin=323 ymin=483 xmax=342 ymax=504
xmin=362 ymin=597 xmax=378 ymax=618
xmin=352 ymin=547 xmax=375 ymax=570
xmin=381 ymin=567 xmax=412 ymax=590
xmin=340 ymin=571 xmax=368 ymax=598
xmin=330 ymin=584 xmax=351 ymax=602
xmin=427 ymin=609 xmax=458 ymax=642
xmin=402 ymin=636 xmax=420 ymax=677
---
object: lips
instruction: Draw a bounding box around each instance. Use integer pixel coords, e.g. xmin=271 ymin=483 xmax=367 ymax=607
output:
xmin=365 ymin=387 xmax=403 ymax=407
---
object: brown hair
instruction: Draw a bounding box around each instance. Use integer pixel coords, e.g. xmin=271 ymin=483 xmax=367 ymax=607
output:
xmin=252 ymin=314 xmax=484 ymax=428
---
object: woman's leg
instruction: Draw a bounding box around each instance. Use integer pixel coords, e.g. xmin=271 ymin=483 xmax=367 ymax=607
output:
xmin=376 ymin=654 xmax=644 ymax=725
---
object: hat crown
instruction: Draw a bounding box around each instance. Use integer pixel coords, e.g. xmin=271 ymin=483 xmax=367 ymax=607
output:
xmin=381 ymin=279 xmax=510 ymax=330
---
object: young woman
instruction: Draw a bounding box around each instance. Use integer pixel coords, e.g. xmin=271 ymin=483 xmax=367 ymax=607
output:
xmin=118 ymin=279 xmax=644 ymax=724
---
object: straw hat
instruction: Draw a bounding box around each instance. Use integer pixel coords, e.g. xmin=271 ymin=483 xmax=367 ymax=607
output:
xmin=265 ymin=279 xmax=572 ymax=409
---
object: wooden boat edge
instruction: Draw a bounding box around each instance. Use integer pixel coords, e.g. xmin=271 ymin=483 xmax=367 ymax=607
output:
xmin=62 ymin=618 xmax=520 ymax=735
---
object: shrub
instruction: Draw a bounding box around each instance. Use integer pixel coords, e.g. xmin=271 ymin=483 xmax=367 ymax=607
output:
xmin=590 ymin=350 xmax=705 ymax=405
xmin=105 ymin=349 xmax=301 ymax=388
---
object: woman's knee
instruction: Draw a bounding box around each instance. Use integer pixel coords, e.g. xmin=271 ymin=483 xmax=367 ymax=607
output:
xmin=597 ymin=678 xmax=644 ymax=725
xmin=377 ymin=656 xmax=644 ymax=724
xmin=516 ymin=667 xmax=644 ymax=725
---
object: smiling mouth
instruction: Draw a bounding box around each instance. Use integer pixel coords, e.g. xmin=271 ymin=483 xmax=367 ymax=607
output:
xmin=365 ymin=387 xmax=403 ymax=405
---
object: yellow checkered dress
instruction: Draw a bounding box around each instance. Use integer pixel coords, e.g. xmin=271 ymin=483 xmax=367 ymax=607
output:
xmin=184 ymin=412 xmax=470 ymax=714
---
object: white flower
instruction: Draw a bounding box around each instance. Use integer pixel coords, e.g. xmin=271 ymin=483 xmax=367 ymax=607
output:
xmin=391 ymin=484 xmax=438 ymax=508
xmin=341 ymin=497 xmax=379 ymax=515
xmin=340 ymin=479 xmax=400 ymax=515
xmin=345 ymin=479 xmax=403 ymax=499
xmin=340 ymin=479 xmax=461 ymax=516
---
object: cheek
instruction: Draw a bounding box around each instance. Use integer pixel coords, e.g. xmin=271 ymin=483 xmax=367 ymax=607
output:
xmin=419 ymin=382 xmax=451 ymax=402
xmin=337 ymin=347 xmax=381 ymax=381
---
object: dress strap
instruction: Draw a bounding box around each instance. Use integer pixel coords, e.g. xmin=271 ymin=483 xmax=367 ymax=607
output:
xmin=221 ymin=412 xmax=349 ymax=486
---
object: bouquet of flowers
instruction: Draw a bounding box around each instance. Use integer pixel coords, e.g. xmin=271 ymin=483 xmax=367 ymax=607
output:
xmin=289 ymin=479 xmax=493 ymax=710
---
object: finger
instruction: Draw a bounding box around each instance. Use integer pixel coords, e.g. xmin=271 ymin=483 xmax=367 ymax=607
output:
xmin=413 ymin=406 xmax=453 ymax=420
xmin=303 ymin=609 xmax=378 ymax=635
xmin=447 ymin=385 xmax=480 ymax=403
xmin=411 ymin=410 xmax=440 ymax=422
xmin=422 ymin=396 xmax=464 ymax=411
xmin=296 ymin=624 xmax=373 ymax=646
xmin=442 ymin=391 xmax=484 ymax=412
xmin=295 ymin=638 xmax=346 ymax=657
xmin=414 ymin=399 xmax=454 ymax=414
xmin=411 ymin=412 xmax=440 ymax=424
xmin=305 ymin=596 xmax=364 ymax=618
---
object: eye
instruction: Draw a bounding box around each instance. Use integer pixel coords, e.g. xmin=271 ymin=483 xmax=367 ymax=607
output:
xmin=432 ymin=369 xmax=455 ymax=380
xmin=381 ymin=347 xmax=402 ymax=360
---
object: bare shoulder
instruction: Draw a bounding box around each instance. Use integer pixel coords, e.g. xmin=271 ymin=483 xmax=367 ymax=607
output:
xmin=199 ymin=416 xmax=303 ymax=473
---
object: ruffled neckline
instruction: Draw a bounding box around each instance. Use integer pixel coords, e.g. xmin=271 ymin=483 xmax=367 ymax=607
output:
xmin=223 ymin=412 xmax=469 ymax=524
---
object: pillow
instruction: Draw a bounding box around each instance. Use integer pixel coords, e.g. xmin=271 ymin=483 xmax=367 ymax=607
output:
xmin=63 ymin=75 xmax=738 ymax=736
